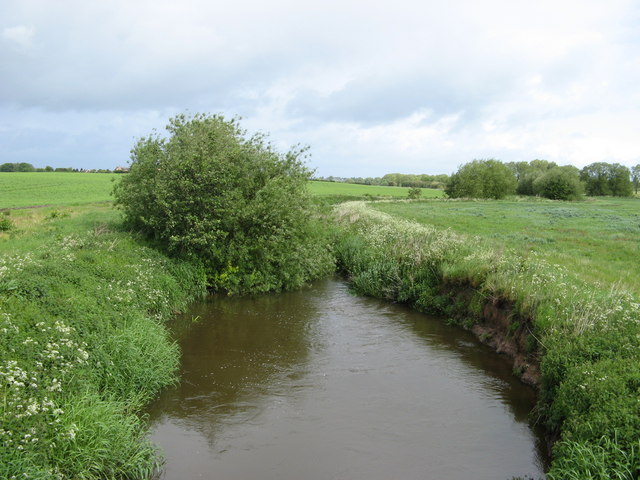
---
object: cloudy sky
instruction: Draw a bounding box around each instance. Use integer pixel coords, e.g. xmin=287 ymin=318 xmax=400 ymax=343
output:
xmin=1 ymin=0 xmax=639 ymax=177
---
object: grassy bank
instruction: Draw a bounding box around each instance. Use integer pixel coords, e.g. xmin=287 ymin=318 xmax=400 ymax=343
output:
xmin=0 ymin=205 xmax=206 ymax=479
xmin=334 ymin=201 xmax=640 ymax=479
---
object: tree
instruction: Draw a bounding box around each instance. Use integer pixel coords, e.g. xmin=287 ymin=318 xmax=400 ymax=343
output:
xmin=507 ymin=159 xmax=557 ymax=195
xmin=445 ymin=159 xmax=517 ymax=199
xmin=580 ymin=162 xmax=632 ymax=197
xmin=113 ymin=113 xmax=334 ymax=294
xmin=632 ymin=164 xmax=640 ymax=195
xmin=0 ymin=162 xmax=35 ymax=172
xmin=533 ymin=166 xmax=584 ymax=200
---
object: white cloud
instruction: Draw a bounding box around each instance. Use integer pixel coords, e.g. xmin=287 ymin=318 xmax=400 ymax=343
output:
xmin=2 ymin=25 xmax=35 ymax=49
xmin=0 ymin=0 xmax=639 ymax=174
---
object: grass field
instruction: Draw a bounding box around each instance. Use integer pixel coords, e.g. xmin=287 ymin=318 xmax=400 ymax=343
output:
xmin=0 ymin=172 xmax=118 ymax=208
xmin=0 ymin=174 xmax=443 ymax=210
xmin=309 ymin=180 xmax=444 ymax=198
xmin=372 ymin=197 xmax=640 ymax=297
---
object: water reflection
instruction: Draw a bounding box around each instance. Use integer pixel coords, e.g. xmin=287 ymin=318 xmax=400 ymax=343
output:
xmin=146 ymin=277 xmax=548 ymax=480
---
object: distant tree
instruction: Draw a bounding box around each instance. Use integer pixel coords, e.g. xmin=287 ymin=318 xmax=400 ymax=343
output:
xmin=507 ymin=159 xmax=557 ymax=195
xmin=632 ymin=164 xmax=640 ymax=194
xmin=446 ymin=159 xmax=517 ymax=199
xmin=580 ymin=162 xmax=632 ymax=196
xmin=44 ymin=166 xmax=54 ymax=172
xmin=533 ymin=166 xmax=584 ymax=200
xmin=16 ymin=162 xmax=36 ymax=172
xmin=0 ymin=162 xmax=35 ymax=172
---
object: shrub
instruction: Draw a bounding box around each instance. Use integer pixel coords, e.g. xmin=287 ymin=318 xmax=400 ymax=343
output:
xmin=0 ymin=216 xmax=13 ymax=231
xmin=407 ymin=187 xmax=422 ymax=199
xmin=113 ymin=113 xmax=334 ymax=294
xmin=533 ymin=166 xmax=584 ymax=200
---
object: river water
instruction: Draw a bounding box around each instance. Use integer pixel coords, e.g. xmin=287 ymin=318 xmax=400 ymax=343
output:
xmin=146 ymin=277 xmax=548 ymax=479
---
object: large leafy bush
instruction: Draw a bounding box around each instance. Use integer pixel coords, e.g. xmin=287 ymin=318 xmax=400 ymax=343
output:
xmin=113 ymin=113 xmax=333 ymax=294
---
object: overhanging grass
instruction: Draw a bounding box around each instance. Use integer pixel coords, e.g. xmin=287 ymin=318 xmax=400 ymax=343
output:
xmin=0 ymin=208 xmax=206 ymax=479
xmin=334 ymin=201 xmax=640 ymax=479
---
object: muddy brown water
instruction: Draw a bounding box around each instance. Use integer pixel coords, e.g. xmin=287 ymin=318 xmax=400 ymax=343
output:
xmin=146 ymin=277 xmax=548 ymax=480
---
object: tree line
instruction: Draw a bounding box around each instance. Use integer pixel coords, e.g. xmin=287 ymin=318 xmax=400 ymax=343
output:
xmin=446 ymin=159 xmax=640 ymax=200
xmin=0 ymin=162 xmax=116 ymax=173
xmin=315 ymin=173 xmax=450 ymax=189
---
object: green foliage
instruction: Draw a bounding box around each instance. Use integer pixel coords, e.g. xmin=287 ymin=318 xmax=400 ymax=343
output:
xmin=0 ymin=216 xmax=13 ymax=231
xmin=508 ymin=159 xmax=558 ymax=196
xmin=533 ymin=166 xmax=584 ymax=200
xmin=113 ymin=113 xmax=334 ymax=294
xmin=407 ymin=187 xmax=422 ymax=199
xmin=580 ymin=162 xmax=633 ymax=197
xmin=445 ymin=159 xmax=517 ymax=199
xmin=0 ymin=162 xmax=36 ymax=172
xmin=631 ymin=164 xmax=640 ymax=195
xmin=0 ymin=210 xmax=206 ymax=479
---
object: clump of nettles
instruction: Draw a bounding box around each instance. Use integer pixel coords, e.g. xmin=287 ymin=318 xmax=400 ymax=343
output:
xmin=113 ymin=113 xmax=334 ymax=294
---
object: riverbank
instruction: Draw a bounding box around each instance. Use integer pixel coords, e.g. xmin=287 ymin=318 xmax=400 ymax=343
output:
xmin=333 ymin=201 xmax=640 ymax=479
xmin=0 ymin=206 xmax=206 ymax=479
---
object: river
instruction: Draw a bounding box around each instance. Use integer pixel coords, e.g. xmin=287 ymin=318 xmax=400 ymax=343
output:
xmin=146 ymin=277 xmax=548 ymax=479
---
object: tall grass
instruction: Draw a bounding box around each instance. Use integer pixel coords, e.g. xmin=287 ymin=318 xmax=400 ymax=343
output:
xmin=0 ymin=211 xmax=206 ymax=479
xmin=333 ymin=201 xmax=640 ymax=479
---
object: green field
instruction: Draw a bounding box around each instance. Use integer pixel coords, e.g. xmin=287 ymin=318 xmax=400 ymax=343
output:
xmin=0 ymin=172 xmax=118 ymax=208
xmin=0 ymin=174 xmax=444 ymax=209
xmin=372 ymin=198 xmax=640 ymax=296
xmin=309 ymin=180 xmax=444 ymax=198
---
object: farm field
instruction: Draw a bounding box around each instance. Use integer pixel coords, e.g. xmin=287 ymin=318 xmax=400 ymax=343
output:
xmin=372 ymin=197 xmax=640 ymax=296
xmin=0 ymin=174 xmax=444 ymax=210
xmin=0 ymin=172 xmax=118 ymax=208
xmin=309 ymin=180 xmax=444 ymax=198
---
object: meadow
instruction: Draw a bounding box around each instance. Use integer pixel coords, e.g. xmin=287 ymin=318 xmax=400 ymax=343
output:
xmin=372 ymin=197 xmax=640 ymax=297
xmin=0 ymin=172 xmax=117 ymax=209
xmin=0 ymin=174 xmax=443 ymax=211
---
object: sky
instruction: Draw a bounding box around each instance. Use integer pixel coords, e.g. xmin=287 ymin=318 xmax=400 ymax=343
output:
xmin=1 ymin=0 xmax=639 ymax=177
